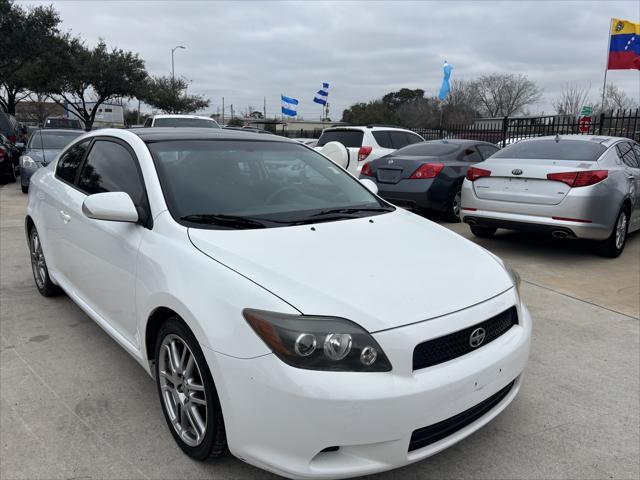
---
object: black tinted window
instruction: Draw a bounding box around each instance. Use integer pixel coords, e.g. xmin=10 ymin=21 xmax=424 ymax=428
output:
xmin=493 ymin=139 xmax=606 ymax=161
xmin=406 ymin=133 xmax=423 ymax=145
xmin=460 ymin=147 xmax=482 ymax=162
xmin=477 ymin=144 xmax=499 ymax=160
xmin=78 ymin=140 xmax=145 ymax=204
xmin=153 ymin=118 xmax=219 ymax=128
xmin=394 ymin=142 xmax=459 ymax=156
xmin=372 ymin=131 xmax=393 ymax=148
xmin=389 ymin=131 xmax=413 ymax=149
xmin=316 ymin=130 xmax=364 ymax=148
xmin=632 ymin=144 xmax=640 ymax=166
xmin=56 ymin=140 xmax=90 ymax=184
xmin=616 ymin=142 xmax=639 ymax=168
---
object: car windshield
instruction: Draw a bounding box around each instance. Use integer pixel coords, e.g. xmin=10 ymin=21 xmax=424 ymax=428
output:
xmin=147 ymin=140 xmax=392 ymax=229
xmin=394 ymin=142 xmax=459 ymax=156
xmin=492 ymin=139 xmax=607 ymax=161
xmin=154 ymin=118 xmax=220 ymax=128
xmin=316 ymin=130 xmax=364 ymax=148
xmin=30 ymin=131 xmax=83 ymax=149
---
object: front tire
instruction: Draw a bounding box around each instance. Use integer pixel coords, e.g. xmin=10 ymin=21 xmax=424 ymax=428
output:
xmin=29 ymin=227 xmax=61 ymax=297
xmin=470 ymin=225 xmax=497 ymax=238
xmin=155 ymin=318 xmax=227 ymax=460
xmin=21 ymin=184 xmax=28 ymax=194
xmin=444 ymin=185 xmax=462 ymax=222
xmin=595 ymin=206 xmax=629 ymax=258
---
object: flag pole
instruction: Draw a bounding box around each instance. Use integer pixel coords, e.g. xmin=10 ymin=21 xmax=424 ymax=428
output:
xmin=601 ymin=18 xmax=614 ymax=113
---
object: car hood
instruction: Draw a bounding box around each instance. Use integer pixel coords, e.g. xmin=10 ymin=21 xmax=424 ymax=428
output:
xmin=188 ymin=209 xmax=513 ymax=332
xmin=25 ymin=149 xmax=61 ymax=165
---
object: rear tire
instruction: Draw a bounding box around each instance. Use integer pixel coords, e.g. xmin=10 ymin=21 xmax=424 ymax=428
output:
xmin=21 ymin=185 xmax=28 ymax=194
xmin=155 ymin=318 xmax=227 ymax=461
xmin=595 ymin=206 xmax=629 ymax=258
xmin=29 ymin=227 xmax=61 ymax=297
xmin=470 ymin=225 xmax=497 ymax=238
xmin=444 ymin=185 xmax=462 ymax=222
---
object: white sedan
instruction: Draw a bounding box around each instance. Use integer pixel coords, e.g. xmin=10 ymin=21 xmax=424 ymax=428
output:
xmin=25 ymin=128 xmax=531 ymax=479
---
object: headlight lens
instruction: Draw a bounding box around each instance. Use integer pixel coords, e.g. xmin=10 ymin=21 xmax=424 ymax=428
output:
xmin=243 ymin=309 xmax=392 ymax=372
xmin=503 ymin=262 xmax=521 ymax=293
xmin=20 ymin=155 xmax=37 ymax=169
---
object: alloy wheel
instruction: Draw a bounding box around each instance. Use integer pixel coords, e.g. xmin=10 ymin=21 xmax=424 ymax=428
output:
xmin=615 ymin=211 xmax=627 ymax=250
xmin=30 ymin=231 xmax=47 ymax=290
xmin=158 ymin=334 xmax=208 ymax=447
xmin=452 ymin=190 xmax=461 ymax=217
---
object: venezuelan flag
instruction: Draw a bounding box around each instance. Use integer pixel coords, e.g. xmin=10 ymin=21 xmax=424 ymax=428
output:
xmin=608 ymin=18 xmax=640 ymax=70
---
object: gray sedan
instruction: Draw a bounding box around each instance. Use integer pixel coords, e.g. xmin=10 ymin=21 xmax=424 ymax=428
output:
xmin=20 ymin=129 xmax=84 ymax=193
xmin=359 ymin=139 xmax=499 ymax=221
xmin=461 ymin=135 xmax=640 ymax=257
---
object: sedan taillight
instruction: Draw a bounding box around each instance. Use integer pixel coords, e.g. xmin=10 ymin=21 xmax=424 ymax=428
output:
xmin=360 ymin=162 xmax=373 ymax=176
xmin=409 ymin=163 xmax=444 ymax=179
xmin=466 ymin=167 xmax=491 ymax=181
xmin=547 ymin=170 xmax=608 ymax=187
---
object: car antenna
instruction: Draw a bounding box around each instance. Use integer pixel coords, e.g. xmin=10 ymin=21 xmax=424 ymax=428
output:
xmin=554 ymin=134 xmax=560 ymax=143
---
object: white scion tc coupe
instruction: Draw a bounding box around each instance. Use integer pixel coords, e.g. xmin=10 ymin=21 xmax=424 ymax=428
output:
xmin=25 ymin=128 xmax=531 ymax=479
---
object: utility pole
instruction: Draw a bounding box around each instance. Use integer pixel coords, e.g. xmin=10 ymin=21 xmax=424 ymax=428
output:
xmin=137 ymin=99 xmax=140 ymax=125
xmin=230 ymin=104 xmax=234 ymax=120
xmin=222 ymin=97 xmax=225 ymax=125
xmin=263 ymin=96 xmax=266 ymax=119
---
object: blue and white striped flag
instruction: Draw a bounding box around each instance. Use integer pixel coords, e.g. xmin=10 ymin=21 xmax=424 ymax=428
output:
xmin=313 ymin=83 xmax=329 ymax=105
xmin=281 ymin=94 xmax=299 ymax=116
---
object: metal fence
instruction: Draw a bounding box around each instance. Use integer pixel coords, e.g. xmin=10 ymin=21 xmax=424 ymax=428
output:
xmin=412 ymin=109 xmax=640 ymax=146
xmin=273 ymin=109 xmax=639 ymax=145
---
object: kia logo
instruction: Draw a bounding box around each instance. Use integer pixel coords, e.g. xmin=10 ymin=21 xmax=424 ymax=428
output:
xmin=512 ymin=169 xmax=523 ymax=176
xmin=469 ymin=328 xmax=486 ymax=348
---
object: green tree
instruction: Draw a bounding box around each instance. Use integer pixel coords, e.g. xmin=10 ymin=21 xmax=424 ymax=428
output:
xmin=140 ymin=75 xmax=210 ymax=114
xmin=0 ymin=0 xmax=61 ymax=113
xmin=341 ymin=100 xmax=397 ymax=125
xmin=226 ymin=117 xmax=244 ymax=127
xmin=45 ymin=39 xmax=148 ymax=130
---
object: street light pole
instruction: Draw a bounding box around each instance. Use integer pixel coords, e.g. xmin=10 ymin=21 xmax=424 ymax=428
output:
xmin=171 ymin=45 xmax=186 ymax=84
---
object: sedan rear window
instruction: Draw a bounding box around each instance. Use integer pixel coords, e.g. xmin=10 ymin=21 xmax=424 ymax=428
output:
xmin=492 ymin=139 xmax=607 ymax=161
xmin=154 ymin=118 xmax=220 ymax=128
xmin=316 ymin=130 xmax=364 ymax=148
xmin=394 ymin=142 xmax=459 ymax=156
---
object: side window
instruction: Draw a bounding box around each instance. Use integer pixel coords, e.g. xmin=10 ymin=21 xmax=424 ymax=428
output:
xmin=406 ymin=133 xmax=423 ymax=145
xmin=389 ymin=131 xmax=411 ymax=149
xmin=143 ymin=117 xmax=152 ymax=127
xmin=477 ymin=145 xmax=499 ymax=160
xmin=632 ymin=144 xmax=640 ymax=167
xmin=77 ymin=140 xmax=145 ymax=205
xmin=460 ymin=147 xmax=483 ymax=163
xmin=55 ymin=140 xmax=90 ymax=184
xmin=616 ymin=142 xmax=639 ymax=168
xmin=372 ymin=131 xmax=393 ymax=149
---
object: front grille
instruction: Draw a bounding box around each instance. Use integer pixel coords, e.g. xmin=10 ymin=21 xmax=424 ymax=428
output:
xmin=408 ymin=380 xmax=516 ymax=452
xmin=413 ymin=307 xmax=518 ymax=371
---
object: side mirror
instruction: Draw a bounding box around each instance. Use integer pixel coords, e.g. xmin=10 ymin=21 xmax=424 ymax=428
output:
xmin=319 ymin=141 xmax=350 ymax=170
xmin=82 ymin=192 xmax=139 ymax=223
xmin=360 ymin=178 xmax=379 ymax=195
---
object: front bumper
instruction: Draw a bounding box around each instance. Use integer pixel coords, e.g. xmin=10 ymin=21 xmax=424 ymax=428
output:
xmin=203 ymin=289 xmax=531 ymax=479
xmin=20 ymin=164 xmax=42 ymax=187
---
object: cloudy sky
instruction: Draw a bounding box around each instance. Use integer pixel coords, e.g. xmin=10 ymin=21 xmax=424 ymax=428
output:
xmin=28 ymin=0 xmax=640 ymax=119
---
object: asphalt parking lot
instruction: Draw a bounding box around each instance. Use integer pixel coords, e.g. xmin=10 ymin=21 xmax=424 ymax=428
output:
xmin=1 ymin=182 xmax=638 ymax=480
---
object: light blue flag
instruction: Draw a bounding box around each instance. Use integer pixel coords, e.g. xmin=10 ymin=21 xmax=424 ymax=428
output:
xmin=281 ymin=94 xmax=299 ymax=116
xmin=438 ymin=61 xmax=453 ymax=102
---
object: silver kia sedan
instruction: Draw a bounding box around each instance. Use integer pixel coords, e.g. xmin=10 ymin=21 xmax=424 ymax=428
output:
xmin=461 ymin=135 xmax=640 ymax=257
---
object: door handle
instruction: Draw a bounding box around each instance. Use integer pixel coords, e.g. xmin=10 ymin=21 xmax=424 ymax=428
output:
xmin=59 ymin=210 xmax=71 ymax=224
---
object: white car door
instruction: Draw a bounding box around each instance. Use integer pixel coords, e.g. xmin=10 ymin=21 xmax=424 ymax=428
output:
xmin=61 ymin=138 xmax=149 ymax=345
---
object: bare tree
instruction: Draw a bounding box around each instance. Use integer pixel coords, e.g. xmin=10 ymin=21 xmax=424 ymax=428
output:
xmin=597 ymin=84 xmax=637 ymax=113
xmin=475 ymin=73 xmax=542 ymax=117
xmin=443 ymin=79 xmax=481 ymax=124
xmin=553 ymin=82 xmax=591 ymax=117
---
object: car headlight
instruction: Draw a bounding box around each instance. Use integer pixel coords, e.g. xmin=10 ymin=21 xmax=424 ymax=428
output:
xmin=243 ymin=309 xmax=392 ymax=372
xmin=20 ymin=155 xmax=37 ymax=169
xmin=503 ymin=262 xmax=521 ymax=294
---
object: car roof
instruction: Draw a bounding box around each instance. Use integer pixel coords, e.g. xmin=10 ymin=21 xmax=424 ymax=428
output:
xmin=518 ymin=134 xmax=631 ymax=147
xmin=423 ymin=139 xmax=493 ymax=146
xmin=323 ymin=126 xmax=415 ymax=133
xmin=128 ymin=127 xmax=297 ymax=143
xmin=152 ymin=114 xmax=215 ymax=121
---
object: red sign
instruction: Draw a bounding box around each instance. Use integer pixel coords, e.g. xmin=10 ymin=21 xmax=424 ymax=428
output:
xmin=578 ymin=116 xmax=592 ymax=133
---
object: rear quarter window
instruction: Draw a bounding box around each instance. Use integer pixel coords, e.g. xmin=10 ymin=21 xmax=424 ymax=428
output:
xmin=316 ymin=130 xmax=364 ymax=148
xmin=55 ymin=140 xmax=91 ymax=184
xmin=492 ymin=139 xmax=607 ymax=161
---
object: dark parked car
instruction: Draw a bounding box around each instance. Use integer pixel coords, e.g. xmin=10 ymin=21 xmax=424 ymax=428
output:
xmin=0 ymin=133 xmax=18 ymax=183
xmin=359 ymin=139 xmax=499 ymax=221
xmin=0 ymin=112 xmax=21 ymax=144
xmin=19 ymin=129 xmax=84 ymax=193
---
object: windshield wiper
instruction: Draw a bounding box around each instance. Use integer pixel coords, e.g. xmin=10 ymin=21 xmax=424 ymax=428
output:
xmin=180 ymin=214 xmax=267 ymax=229
xmin=311 ymin=206 xmax=394 ymax=217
